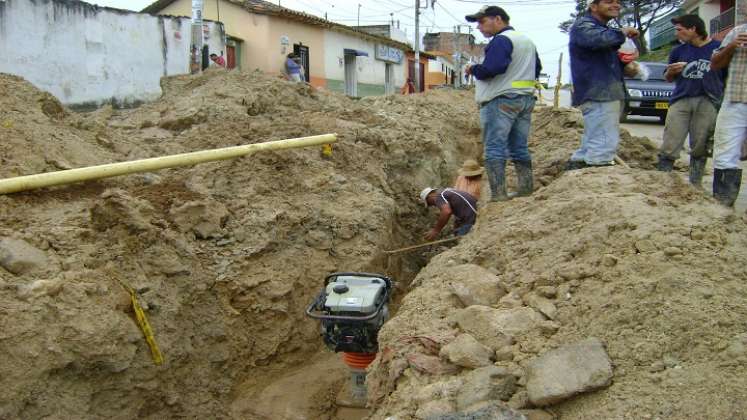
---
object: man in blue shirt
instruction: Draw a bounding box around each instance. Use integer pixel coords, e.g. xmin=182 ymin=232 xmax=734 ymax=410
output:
xmin=658 ymin=15 xmax=724 ymax=187
xmin=565 ymin=0 xmax=639 ymax=170
xmin=464 ymin=6 xmax=542 ymax=201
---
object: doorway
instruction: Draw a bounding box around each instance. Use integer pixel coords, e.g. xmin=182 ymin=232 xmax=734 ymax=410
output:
xmin=226 ymin=37 xmax=242 ymax=70
xmin=344 ymin=53 xmax=358 ymax=97
xmin=293 ymin=43 xmax=310 ymax=82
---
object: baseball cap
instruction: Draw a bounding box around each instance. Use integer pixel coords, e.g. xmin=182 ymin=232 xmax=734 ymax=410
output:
xmin=465 ymin=5 xmax=509 ymax=23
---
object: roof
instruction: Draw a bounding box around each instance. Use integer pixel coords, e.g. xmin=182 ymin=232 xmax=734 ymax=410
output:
xmin=142 ymin=0 xmax=412 ymax=51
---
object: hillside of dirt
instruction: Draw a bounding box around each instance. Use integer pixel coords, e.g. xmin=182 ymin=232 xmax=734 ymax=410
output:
xmin=0 ymin=69 xmax=482 ymax=420
xmin=2 ymin=67 xmax=744 ymax=420
xmin=366 ymin=116 xmax=747 ymax=418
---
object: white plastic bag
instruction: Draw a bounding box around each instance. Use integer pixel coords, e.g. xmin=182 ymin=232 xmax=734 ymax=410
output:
xmin=636 ymin=62 xmax=650 ymax=81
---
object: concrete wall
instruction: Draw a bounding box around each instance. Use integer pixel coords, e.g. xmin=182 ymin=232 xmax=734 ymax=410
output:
xmin=0 ymin=0 xmax=224 ymax=108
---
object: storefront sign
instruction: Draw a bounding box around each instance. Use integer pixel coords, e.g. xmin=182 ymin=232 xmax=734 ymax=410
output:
xmin=375 ymin=44 xmax=403 ymax=64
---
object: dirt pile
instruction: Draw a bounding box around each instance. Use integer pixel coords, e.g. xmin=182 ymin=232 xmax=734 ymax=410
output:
xmin=0 ymin=69 xmax=482 ymax=420
xmin=366 ymin=165 xmax=747 ymax=418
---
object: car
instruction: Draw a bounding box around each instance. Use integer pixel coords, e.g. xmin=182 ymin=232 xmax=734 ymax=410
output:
xmin=621 ymin=61 xmax=674 ymax=123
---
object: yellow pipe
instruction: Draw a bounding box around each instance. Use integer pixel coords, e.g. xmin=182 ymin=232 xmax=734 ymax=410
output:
xmin=0 ymin=134 xmax=337 ymax=195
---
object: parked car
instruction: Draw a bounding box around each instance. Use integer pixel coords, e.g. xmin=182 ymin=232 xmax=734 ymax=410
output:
xmin=621 ymin=61 xmax=674 ymax=123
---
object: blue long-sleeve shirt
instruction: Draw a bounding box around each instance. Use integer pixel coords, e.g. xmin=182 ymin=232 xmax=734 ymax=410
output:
xmin=471 ymin=26 xmax=542 ymax=81
xmin=569 ymin=15 xmax=626 ymax=106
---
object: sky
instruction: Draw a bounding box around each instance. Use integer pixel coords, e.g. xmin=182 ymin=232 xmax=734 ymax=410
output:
xmin=92 ymin=0 xmax=576 ymax=82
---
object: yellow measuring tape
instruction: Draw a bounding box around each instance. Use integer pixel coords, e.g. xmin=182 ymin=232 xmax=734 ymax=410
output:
xmin=117 ymin=279 xmax=164 ymax=366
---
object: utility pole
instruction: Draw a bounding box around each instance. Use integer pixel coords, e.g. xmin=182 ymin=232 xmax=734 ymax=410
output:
xmin=414 ymin=0 xmax=421 ymax=92
xmin=191 ymin=0 xmax=204 ymax=74
xmin=357 ymin=3 xmax=361 ymax=28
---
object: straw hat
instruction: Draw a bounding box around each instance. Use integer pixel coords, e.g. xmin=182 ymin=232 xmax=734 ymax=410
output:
xmin=458 ymin=160 xmax=484 ymax=177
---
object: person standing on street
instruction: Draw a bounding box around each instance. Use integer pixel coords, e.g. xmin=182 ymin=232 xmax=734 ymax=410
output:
xmin=565 ymin=0 xmax=640 ymax=170
xmin=464 ymin=6 xmax=542 ymax=202
xmin=710 ymin=24 xmax=747 ymax=207
xmin=657 ymin=15 xmax=725 ymax=187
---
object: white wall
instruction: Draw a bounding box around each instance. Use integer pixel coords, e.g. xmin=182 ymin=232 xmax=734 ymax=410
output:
xmin=0 ymin=0 xmax=224 ymax=107
xmin=687 ymin=0 xmax=722 ymax=27
xmin=323 ymin=30 xmax=405 ymax=89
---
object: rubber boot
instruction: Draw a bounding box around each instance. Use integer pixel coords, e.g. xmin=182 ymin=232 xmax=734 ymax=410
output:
xmin=657 ymin=156 xmax=675 ymax=172
xmin=688 ymin=157 xmax=707 ymax=187
xmin=713 ymin=168 xmax=742 ymax=207
xmin=485 ymin=159 xmax=509 ymax=202
xmin=514 ymin=160 xmax=534 ymax=197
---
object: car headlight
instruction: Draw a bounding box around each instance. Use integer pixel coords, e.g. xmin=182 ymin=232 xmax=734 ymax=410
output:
xmin=627 ymin=89 xmax=643 ymax=97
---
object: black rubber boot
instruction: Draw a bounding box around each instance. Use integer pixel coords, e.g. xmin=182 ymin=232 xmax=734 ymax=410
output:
xmin=688 ymin=157 xmax=707 ymax=187
xmin=514 ymin=160 xmax=534 ymax=197
xmin=713 ymin=168 xmax=742 ymax=207
xmin=657 ymin=156 xmax=675 ymax=172
xmin=485 ymin=159 xmax=509 ymax=202
xmin=564 ymin=160 xmax=587 ymax=171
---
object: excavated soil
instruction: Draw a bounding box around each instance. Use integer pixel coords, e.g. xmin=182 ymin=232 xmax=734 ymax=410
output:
xmin=1 ymin=69 xmax=745 ymax=420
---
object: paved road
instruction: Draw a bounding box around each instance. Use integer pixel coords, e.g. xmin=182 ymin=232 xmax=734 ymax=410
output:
xmin=540 ymin=88 xmax=746 ymax=213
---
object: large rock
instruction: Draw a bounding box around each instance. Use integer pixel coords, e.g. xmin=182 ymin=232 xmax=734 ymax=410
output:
xmin=526 ymin=338 xmax=613 ymax=406
xmin=169 ymin=200 xmax=228 ymax=239
xmin=452 ymin=306 xmax=544 ymax=350
xmin=445 ymin=264 xmax=507 ymax=307
xmin=429 ymin=402 xmax=527 ymax=420
xmin=440 ymin=334 xmax=494 ymax=368
xmin=456 ymin=366 xmax=517 ymax=411
xmin=524 ymin=294 xmax=557 ymax=320
xmin=0 ymin=238 xmax=48 ymax=275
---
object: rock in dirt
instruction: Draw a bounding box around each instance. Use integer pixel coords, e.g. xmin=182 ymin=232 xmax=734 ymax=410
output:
xmin=524 ymin=294 xmax=557 ymax=320
xmin=452 ymin=306 xmax=544 ymax=351
xmin=429 ymin=402 xmax=527 ymax=420
xmin=520 ymin=409 xmax=555 ymax=420
xmin=456 ymin=366 xmax=518 ymax=410
xmin=416 ymin=400 xmax=457 ymax=419
xmin=169 ymin=200 xmax=228 ymax=239
xmin=440 ymin=333 xmax=495 ymax=368
xmin=445 ymin=264 xmax=507 ymax=307
xmin=90 ymin=189 xmax=155 ymax=232
xmin=0 ymin=238 xmax=49 ymax=275
xmin=525 ymin=338 xmax=613 ymax=406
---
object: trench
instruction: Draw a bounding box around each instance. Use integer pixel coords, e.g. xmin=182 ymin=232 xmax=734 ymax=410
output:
xmin=226 ymin=135 xmax=484 ymax=420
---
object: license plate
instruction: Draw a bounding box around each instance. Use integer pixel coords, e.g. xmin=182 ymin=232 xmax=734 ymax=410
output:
xmin=656 ymin=102 xmax=669 ymax=109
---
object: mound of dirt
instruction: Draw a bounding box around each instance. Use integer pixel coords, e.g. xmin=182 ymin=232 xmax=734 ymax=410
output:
xmin=366 ymin=166 xmax=747 ymax=419
xmin=0 ymin=69 xmax=483 ymax=420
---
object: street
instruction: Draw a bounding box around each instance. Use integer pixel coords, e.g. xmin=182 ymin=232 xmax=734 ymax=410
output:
xmin=540 ymin=88 xmax=746 ymax=213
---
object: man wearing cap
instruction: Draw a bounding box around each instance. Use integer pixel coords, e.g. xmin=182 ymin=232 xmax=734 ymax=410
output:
xmin=564 ymin=0 xmax=640 ymax=170
xmin=464 ymin=6 xmax=542 ymax=202
xmin=420 ymin=187 xmax=478 ymax=241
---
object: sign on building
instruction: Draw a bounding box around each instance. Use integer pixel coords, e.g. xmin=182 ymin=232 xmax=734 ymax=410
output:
xmin=375 ymin=44 xmax=403 ymax=64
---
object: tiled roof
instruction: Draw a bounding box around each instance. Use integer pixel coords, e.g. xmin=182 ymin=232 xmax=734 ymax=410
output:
xmin=142 ymin=0 xmax=413 ymax=51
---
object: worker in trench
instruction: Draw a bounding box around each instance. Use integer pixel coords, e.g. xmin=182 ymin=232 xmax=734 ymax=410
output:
xmin=464 ymin=5 xmax=542 ymax=202
xmin=710 ymin=22 xmax=747 ymax=207
xmin=420 ymin=187 xmax=478 ymax=241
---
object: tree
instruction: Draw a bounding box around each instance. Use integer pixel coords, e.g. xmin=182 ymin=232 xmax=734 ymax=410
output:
xmin=558 ymin=0 xmax=683 ymax=55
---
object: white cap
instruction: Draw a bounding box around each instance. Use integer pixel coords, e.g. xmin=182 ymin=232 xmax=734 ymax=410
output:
xmin=420 ymin=187 xmax=436 ymax=206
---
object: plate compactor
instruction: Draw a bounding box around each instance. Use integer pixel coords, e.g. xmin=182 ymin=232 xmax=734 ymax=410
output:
xmin=306 ymin=272 xmax=393 ymax=407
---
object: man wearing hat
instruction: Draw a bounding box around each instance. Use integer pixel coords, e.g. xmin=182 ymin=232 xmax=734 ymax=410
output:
xmin=454 ymin=159 xmax=484 ymax=200
xmin=464 ymin=5 xmax=541 ymax=202
xmin=420 ymin=187 xmax=478 ymax=241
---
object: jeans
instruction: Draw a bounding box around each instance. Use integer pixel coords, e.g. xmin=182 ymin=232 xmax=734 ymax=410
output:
xmin=571 ymin=100 xmax=621 ymax=165
xmin=454 ymin=224 xmax=473 ymax=236
xmin=480 ymin=94 xmax=535 ymax=162
xmin=660 ymin=96 xmax=717 ymax=160
xmin=714 ymin=101 xmax=747 ymax=169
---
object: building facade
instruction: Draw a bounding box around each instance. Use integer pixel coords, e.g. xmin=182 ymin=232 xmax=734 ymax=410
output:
xmin=0 ymin=0 xmax=225 ymax=108
xmin=682 ymin=0 xmax=746 ymax=40
xmin=144 ymin=0 xmax=419 ymax=97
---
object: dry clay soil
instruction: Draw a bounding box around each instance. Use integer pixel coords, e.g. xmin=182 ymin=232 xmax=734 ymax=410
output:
xmin=0 ymin=70 xmax=746 ymax=420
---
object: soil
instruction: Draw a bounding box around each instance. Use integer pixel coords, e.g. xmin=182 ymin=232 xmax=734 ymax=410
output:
xmin=2 ymin=69 xmax=746 ymax=420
